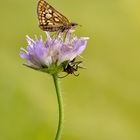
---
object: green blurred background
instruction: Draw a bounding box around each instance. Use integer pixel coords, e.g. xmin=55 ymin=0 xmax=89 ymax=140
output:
xmin=0 ymin=0 xmax=140 ymax=140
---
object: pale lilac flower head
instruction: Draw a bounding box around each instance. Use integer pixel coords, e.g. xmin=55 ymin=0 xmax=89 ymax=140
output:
xmin=20 ymin=32 xmax=88 ymax=74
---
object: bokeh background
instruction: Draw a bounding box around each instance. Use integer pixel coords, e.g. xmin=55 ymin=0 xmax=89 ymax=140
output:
xmin=0 ymin=0 xmax=140 ymax=140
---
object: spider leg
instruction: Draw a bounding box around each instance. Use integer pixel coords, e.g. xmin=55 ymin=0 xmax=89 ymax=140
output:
xmin=73 ymin=72 xmax=79 ymax=76
xmin=58 ymin=73 xmax=69 ymax=79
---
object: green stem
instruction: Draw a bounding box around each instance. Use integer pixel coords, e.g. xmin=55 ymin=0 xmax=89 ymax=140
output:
xmin=53 ymin=74 xmax=64 ymax=140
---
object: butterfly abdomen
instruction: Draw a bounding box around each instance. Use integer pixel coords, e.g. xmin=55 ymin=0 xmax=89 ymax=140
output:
xmin=39 ymin=25 xmax=61 ymax=32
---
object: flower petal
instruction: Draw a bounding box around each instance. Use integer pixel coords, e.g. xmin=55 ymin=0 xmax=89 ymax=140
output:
xmin=20 ymin=32 xmax=89 ymax=70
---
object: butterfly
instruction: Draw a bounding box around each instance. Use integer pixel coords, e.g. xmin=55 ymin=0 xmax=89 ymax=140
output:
xmin=37 ymin=0 xmax=78 ymax=32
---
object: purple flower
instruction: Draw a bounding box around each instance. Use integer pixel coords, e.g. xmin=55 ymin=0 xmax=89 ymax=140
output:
xmin=20 ymin=32 xmax=89 ymax=74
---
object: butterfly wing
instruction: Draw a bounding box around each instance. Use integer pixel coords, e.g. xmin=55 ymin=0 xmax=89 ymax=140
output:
xmin=37 ymin=0 xmax=70 ymax=32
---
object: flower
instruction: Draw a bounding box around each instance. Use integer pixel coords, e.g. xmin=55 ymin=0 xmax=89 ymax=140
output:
xmin=20 ymin=31 xmax=89 ymax=75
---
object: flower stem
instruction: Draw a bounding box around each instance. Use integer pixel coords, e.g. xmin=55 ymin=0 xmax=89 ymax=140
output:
xmin=52 ymin=74 xmax=64 ymax=140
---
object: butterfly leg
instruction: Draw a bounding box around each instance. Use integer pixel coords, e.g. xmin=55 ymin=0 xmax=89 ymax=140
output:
xmin=51 ymin=32 xmax=58 ymax=37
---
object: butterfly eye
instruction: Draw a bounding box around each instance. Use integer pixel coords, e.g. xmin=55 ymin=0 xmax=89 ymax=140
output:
xmin=71 ymin=23 xmax=78 ymax=27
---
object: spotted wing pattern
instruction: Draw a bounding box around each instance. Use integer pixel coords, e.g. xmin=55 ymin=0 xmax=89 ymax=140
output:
xmin=37 ymin=0 xmax=70 ymax=32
